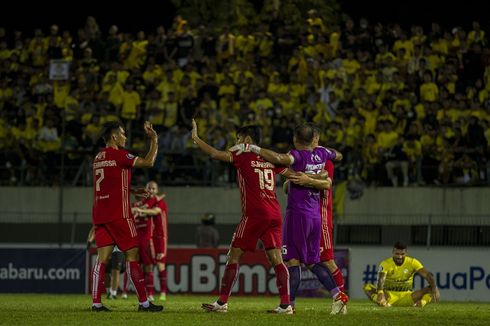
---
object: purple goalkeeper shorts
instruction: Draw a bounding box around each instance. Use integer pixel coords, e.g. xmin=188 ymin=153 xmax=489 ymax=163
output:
xmin=282 ymin=210 xmax=321 ymax=265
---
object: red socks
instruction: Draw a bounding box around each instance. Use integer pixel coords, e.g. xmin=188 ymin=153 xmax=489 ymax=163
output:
xmin=92 ymin=260 xmax=106 ymax=304
xmin=332 ymin=267 xmax=345 ymax=292
xmin=126 ymin=261 xmax=148 ymax=303
xmin=218 ymin=263 xmax=239 ymax=303
xmin=159 ymin=270 xmax=167 ymax=294
xmin=274 ymin=263 xmax=290 ymax=305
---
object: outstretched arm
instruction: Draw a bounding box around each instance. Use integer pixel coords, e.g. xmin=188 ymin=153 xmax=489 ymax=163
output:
xmin=134 ymin=206 xmax=162 ymax=216
xmin=191 ymin=119 xmax=231 ymax=162
xmin=229 ymin=143 xmax=293 ymax=166
xmin=134 ymin=121 xmax=158 ymax=168
xmin=282 ymin=169 xmax=332 ymax=190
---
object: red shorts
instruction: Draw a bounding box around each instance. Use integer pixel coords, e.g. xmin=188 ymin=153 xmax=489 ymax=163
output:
xmin=94 ymin=218 xmax=138 ymax=252
xmin=153 ymin=236 xmax=167 ymax=263
xmin=231 ymin=216 xmax=282 ymax=252
xmin=320 ymin=225 xmax=334 ymax=261
xmin=138 ymin=232 xmax=155 ymax=265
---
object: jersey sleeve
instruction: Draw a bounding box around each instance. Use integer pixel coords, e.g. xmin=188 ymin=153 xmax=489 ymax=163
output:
xmin=378 ymin=259 xmax=390 ymax=274
xmin=319 ymin=146 xmax=337 ymax=162
xmin=411 ymin=257 xmax=424 ymax=272
xmin=115 ymin=150 xmax=137 ymax=168
xmin=231 ymin=151 xmax=246 ymax=168
xmin=289 ymin=149 xmax=303 ymax=171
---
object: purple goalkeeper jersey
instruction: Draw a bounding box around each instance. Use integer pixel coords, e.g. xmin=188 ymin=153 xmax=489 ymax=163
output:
xmin=282 ymin=146 xmax=336 ymax=264
xmin=286 ymin=146 xmax=336 ymax=217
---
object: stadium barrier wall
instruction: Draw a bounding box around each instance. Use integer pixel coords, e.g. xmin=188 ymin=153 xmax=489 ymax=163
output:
xmin=1 ymin=186 xmax=489 ymax=224
xmin=349 ymin=246 xmax=490 ymax=302
xmin=0 ymin=248 xmax=86 ymax=293
xmin=87 ymin=248 xmax=349 ymax=297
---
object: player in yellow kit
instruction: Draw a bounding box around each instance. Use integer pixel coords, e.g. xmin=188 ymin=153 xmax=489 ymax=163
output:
xmin=363 ymin=242 xmax=440 ymax=307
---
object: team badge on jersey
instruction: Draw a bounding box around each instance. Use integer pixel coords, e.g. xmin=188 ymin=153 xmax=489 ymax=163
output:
xmin=126 ymin=153 xmax=135 ymax=159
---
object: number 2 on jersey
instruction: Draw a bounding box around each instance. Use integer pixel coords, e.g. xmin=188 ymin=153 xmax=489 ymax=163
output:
xmin=254 ymin=168 xmax=274 ymax=190
xmin=95 ymin=168 xmax=104 ymax=191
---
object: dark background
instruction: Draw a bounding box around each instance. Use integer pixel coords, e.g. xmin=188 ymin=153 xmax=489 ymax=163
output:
xmin=0 ymin=1 xmax=487 ymax=34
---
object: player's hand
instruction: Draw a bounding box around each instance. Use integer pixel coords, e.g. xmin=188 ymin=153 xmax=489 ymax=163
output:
xmin=86 ymin=241 xmax=94 ymax=251
xmin=191 ymin=119 xmax=198 ymax=140
xmin=376 ymin=293 xmax=389 ymax=307
xmin=431 ymin=287 xmax=441 ymax=303
xmin=289 ymin=172 xmax=311 ymax=187
xmin=144 ymin=121 xmax=157 ymax=140
xmin=132 ymin=187 xmax=150 ymax=198
xmin=156 ymin=253 xmax=165 ymax=260
xmin=156 ymin=192 xmax=166 ymax=200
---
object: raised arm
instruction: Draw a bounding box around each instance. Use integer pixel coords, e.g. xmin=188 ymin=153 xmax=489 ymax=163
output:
xmin=191 ymin=119 xmax=231 ymax=162
xmin=229 ymin=143 xmax=293 ymax=166
xmin=134 ymin=121 xmax=158 ymax=168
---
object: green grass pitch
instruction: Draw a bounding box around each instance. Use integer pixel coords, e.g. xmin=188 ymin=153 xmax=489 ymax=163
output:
xmin=0 ymin=294 xmax=489 ymax=325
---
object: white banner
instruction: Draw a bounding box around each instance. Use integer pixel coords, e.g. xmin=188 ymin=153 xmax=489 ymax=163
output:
xmin=349 ymin=246 xmax=490 ymax=301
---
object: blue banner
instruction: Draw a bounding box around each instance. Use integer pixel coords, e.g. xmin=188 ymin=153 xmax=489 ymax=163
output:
xmin=0 ymin=248 xmax=86 ymax=293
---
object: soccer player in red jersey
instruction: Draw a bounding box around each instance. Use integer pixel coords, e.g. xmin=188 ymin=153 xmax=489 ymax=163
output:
xmin=311 ymin=133 xmax=346 ymax=304
xmin=131 ymin=196 xmax=157 ymax=300
xmin=132 ymin=181 xmax=169 ymax=301
xmin=191 ymin=119 xmax=325 ymax=314
xmin=91 ymin=121 xmax=163 ymax=312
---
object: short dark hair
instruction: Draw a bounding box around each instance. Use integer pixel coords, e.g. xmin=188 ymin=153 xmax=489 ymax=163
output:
xmin=294 ymin=122 xmax=315 ymax=145
xmin=101 ymin=121 xmax=123 ymax=144
xmin=236 ymin=125 xmax=262 ymax=145
xmin=393 ymin=242 xmax=407 ymax=250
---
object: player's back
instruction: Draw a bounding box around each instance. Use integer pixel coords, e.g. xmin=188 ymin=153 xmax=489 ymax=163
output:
xmin=92 ymin=147 xmax=136 ymax=225
xmin=231 ymin=151 xmax=286 ymax=219
xmin=287 ymin=147 xmax=336 ymax=216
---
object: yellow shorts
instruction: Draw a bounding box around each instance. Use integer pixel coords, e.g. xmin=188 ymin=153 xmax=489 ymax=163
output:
xmin=364 ymin=283 xmax=432 ymax=307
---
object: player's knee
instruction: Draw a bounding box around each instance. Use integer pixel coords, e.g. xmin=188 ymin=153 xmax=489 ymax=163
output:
xmin=287 ymin=259 xmax=300 ymax=267
xmin=125 ymin=248 xmax=140 ymax=261
xmin=324 ymin=259 xmax=337 ymax=271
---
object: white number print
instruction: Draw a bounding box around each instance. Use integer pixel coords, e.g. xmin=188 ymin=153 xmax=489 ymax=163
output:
xmin=95 ymin=168 xmax=104 ymax=191
xmin=254 ymin=168 xmax=274 ymax=191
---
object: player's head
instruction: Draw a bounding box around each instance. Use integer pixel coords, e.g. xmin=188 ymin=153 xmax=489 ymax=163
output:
xmin=146 ymin=180 xmax=158 ymax=196
xmin=311 ymin=125 xmax=320 ymax=147
xmin=236 ymin=125 xmax=261 ymax=145
xmin=392 ymin=242 xmax=407 ymax=265
xmin=201 ymin=212 xmax=215 ymax=225
xmin=101 ymin=122 xmax=126 ymax=148
xmin=293 ymin=122 xmax=315 ymax=148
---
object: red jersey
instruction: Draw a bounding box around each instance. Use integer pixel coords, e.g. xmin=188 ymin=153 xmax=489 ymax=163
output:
xmin=231 ymin=152 xmax=286 ymax=220
xmin=152 ymin=198 xmax=168 ymax=239
xmin=320 ymin=160 xmax=334 ymax=229
xmin=133 ymin=197 xmax=157 ymax=239
xmin=92 ymin=147 xmax=136 ymax=225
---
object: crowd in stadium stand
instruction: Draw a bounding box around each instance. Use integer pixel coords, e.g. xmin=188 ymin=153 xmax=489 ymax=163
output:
xmin=0 ymin=13 xmax=489 ymax=188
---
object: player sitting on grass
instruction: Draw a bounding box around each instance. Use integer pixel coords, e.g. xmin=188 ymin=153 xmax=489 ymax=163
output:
xmin=363 ymin=242 xmax=440 ymax=307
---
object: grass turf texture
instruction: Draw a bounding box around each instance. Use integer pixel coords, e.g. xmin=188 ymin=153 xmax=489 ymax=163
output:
xmin=0 ymin=294 xmax=489 ymax=325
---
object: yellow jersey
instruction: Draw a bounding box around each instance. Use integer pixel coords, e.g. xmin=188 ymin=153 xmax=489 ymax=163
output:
xmin=378 ymin=256 xmax=423 ymax=291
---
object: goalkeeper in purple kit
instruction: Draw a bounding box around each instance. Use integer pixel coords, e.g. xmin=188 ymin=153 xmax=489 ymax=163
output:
xmin=231 ymin=122 xmax=349 ymax=314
